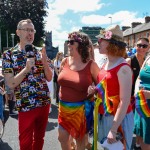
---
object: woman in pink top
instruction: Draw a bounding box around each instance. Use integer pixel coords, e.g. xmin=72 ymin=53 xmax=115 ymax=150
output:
xmin=57 ymin=31 xmax=100 ymax=150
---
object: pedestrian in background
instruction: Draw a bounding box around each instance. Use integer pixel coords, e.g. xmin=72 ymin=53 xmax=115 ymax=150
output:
xmin=4 ymin=82 xmax=17 ymax=115
xmin=53 ymin=52 xmax=63 ymax=104
xmin=0 ymin=73 xmax=5 ymax=123
xmin=46 ymin=58 xmax=54 ymax=113
xmin=2 ymin=19 xmax=52 ymax=150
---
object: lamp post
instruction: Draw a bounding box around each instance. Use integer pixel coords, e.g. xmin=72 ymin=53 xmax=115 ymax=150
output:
xmin=11 ymin=33 xmax=15 ymax=47
xmin=108 ymin=17 xmax=112 ymax=25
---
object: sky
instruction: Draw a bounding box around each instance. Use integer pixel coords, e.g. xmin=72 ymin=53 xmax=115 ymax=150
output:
xmin=44 ymin=0 xmax=150 ymax=52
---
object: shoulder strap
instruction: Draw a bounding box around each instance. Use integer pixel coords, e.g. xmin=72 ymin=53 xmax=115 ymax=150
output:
xmin=59 ymin=57 xmax=67 ymax=72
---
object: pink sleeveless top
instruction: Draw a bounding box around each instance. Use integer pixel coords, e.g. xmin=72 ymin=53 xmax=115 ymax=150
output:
xmin=58 ymin=58 xmax=93 ymax=102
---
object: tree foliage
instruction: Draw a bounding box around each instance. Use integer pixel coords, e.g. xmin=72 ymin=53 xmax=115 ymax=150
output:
xmin=0 ymin=0 xmax=48 ymax=50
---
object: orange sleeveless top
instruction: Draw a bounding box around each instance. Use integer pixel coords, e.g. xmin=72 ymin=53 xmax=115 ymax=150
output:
xmin=58 ymin=58 xmax=93 ymax=102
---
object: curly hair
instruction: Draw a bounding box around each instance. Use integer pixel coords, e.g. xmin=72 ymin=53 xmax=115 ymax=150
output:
xmin=68 ymin=31 xmax=91 ymax=63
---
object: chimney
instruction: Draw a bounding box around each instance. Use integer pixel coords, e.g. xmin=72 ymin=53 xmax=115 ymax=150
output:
xmin=145 ymin=16 xmax=150 ymax=23
xmin=122 ymin=26 xmax=130 ymax=31
xmin=131 ymin=22 xmax=142 ymax=28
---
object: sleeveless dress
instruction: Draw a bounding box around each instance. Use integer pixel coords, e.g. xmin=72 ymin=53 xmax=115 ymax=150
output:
xmin=134 ymin=63 xmax=150 ymax=144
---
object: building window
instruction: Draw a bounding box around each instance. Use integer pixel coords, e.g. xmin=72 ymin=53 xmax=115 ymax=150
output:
xmin=146 ymin=32 xmax=149 ymax=38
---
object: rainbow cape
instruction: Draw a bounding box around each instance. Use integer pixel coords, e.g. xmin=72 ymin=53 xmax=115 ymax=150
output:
xmin=135 ymin=90 xmax=150 ymax=118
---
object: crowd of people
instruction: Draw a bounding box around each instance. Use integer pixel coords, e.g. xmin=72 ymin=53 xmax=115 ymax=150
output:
xmin=0 ymin=18 xmax=150 ymax=150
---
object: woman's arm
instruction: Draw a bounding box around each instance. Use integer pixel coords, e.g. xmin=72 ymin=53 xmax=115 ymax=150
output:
xmin=107 ymin=65 xmax=132 ymax=143
xmin=90 ymin=60 xmax=100 ymax=84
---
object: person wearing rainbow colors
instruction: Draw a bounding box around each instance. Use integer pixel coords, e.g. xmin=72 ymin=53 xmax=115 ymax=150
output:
xmin=57 ymin=31 xmax=100 ymax=150
xmin=134 ymin=47 xmax=150 ymax=150
xmin=88 ymin=25 xmax=134 ymax=150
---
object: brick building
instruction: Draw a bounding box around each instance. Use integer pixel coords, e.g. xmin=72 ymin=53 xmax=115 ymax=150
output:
xmin=123 ymin=16 xmax=150 ymax=48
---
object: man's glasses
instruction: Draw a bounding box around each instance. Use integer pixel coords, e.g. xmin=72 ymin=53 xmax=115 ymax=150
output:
xmin=137 ymin=44 xmax=148 ymax=49
xmin=66 ymin=40 xmax=76 ymax=45
xmin=18 ymin=28 xmax=36 ymax=33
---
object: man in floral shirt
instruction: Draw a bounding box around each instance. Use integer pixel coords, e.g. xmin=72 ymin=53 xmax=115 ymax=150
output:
xmin=2 ymin=19 xmax=52 ymax=150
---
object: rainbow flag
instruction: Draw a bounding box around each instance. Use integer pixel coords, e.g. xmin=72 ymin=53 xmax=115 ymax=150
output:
xmin=95 ymin=78 xmax=113 ymax=115
xmin=92 ymin=78 xmax=110 ymax=150
xmin=135 ymin=90 xmax=150 ymax=118
xmin=92 ymin=94 xmax=102 ymax=150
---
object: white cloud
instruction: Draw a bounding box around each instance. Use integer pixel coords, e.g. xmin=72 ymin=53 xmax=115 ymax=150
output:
xmin=44 ymin=13 xmax=61 ymax=31
xmin=44 ymin=1 xmax=145 ymax=53
xmin=70 ymin=26 xmax=82 ymax=32
xmin=49 ymin=30 xmax=68 ymax=52
xmin=81 ymin=11 xmax=145 ymax=27
xmin=47 ymin=0 xmax=104 ymax=15
xmin=44 ymin=0 xmax=105 ymax=51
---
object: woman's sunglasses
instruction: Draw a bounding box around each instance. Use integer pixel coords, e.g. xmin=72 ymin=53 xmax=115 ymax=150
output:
xmin=137 ymin=44 xmax=148 ymax=49
xmin=66 ymin=40 xmax=76 ymax=45
xmin=98 ymin=38 xmax=103 ymax=44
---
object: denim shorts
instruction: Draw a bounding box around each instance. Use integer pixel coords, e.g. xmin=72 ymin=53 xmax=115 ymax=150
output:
xmin=98 ymin=111 xmax=134 ymax=150
xmin=0 ymin=95 xmax=4 ymax=121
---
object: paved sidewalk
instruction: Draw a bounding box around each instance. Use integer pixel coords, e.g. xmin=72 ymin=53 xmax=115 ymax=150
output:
xmin=0 ymin=98 xmax=136 ymax=150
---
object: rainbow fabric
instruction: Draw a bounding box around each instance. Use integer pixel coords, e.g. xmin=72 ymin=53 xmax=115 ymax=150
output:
xmin=92 ymin=78 xmax=110 ymax=150
xmin=135 ymin=90 xmax=150 ymax=118
xmin=58 ymin=99 xmax=93 ymax=139
xmin=92 ymin=93 xmax=102 ymax=150
xmin=95 ymin=78 xmax=113 ymax=115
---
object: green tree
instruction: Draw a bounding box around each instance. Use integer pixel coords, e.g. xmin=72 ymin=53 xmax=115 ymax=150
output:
xmin=0 ymin=0 xmax=48 ymax=51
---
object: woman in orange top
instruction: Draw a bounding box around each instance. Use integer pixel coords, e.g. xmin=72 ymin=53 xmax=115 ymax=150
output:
xmin=57 ymin=31 xmax=100 ymax=150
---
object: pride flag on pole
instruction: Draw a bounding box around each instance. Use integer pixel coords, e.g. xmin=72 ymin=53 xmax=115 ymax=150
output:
xmin=92 ymin=78 xmax=108 ymax=150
